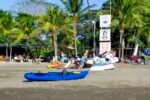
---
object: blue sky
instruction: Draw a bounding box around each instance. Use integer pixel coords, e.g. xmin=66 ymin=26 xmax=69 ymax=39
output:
xmin=0 ymin=0 xmax=107 ymax=11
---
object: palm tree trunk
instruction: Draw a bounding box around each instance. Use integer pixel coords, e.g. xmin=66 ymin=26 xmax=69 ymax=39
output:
xmin=27 ymin=35 xmax=30 ymax=57
xmin=121 ymin=37 xmax=125 ymax=61
xmin=148 ymin=29 xmax=150 ymax=43
xmin=119 ymin=30 xmax=124 ymax=61
xmin=73 ymin=14 xmax=78 ymax=57
xmin=5 ymin=43 xmax=8 ymax=62
xmin=53 ymin=32 xmax=58 ymax=60
xmin=9 ymin=46 xmax=12 ymax=62
xmin=74 ymin=26 xmax=77 ymax=57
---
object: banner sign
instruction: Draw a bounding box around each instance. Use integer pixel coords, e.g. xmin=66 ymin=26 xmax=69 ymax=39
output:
xmin=100 ymin=15 xmax=111 ymax=28
xmin=99 ymin=29 xmax=111 ymax=41
xmin=99 ymin=42 xmax=111 ymax=54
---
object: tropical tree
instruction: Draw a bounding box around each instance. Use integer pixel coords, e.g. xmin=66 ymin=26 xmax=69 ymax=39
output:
xmin=38 ymin=6 xmax=74 ymax=60
xmin=0 ymin=10 xmax=23 ymax=61
xmin=99 ymin=0 xmax=150 ymax=61
xmin=138 ymin=0 xmax=150 ymax=47
xmin=141 ymin=17 xmax=150 ymax=47
xmin=110 ymin=0 xmax=141 ymax=61
xmin=15 ymin=12 xmax=40 ymax=56
xmin=119 ymin=0 xmax=150 ymax=56
xmin=61 ymin=0 xmax=95 ymax=57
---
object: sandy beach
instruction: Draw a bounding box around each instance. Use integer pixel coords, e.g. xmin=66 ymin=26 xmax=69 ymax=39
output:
xmin=0 ymin=62 xmax=150 ymax=100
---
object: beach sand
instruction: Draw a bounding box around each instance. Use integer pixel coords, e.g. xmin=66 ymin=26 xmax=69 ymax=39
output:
xmin=0 ymin=62 xmax=150 ymax=100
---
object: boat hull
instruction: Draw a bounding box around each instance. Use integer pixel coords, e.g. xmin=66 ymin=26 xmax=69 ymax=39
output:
xmin=90 ymin=63 xmax=114 ymax=71
xmin=24 ymin=71 xmax=88 ymax=81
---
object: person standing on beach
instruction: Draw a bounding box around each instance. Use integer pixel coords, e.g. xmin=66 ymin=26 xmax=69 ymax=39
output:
xmin=60 ymin=51 xmax=68 ymax=63
xmin=78 ymin=50 xmax=89 ymax=69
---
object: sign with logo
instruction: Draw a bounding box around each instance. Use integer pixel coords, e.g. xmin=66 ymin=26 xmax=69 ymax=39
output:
xmin=99 ymin=42 xmax=111 ymax=54
xmin=99 ymin=29 xmax=111 ymax=41
xmin=100 ymin=15 xmax=111 ymax=28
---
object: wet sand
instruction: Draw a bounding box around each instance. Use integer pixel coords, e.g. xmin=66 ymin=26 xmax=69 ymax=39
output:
xmin=0 ymin=62 xmax=150 ymax=100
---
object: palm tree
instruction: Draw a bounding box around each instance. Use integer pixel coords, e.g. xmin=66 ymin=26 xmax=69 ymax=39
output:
xmin=38 ymin=6 xmax=73 ymax=60
xmin=138 ymin=0 xmax=150 ymax=47
xmin=123 ymin=0 xmax=150 ymax=54
xmin=99 ymin=0 xmax=150 ymax=60
xmin=134 ymin=15 xmax=150 ymax=48
xmin=15 ymin=12 xmax=39 ymax=57
xmin=0 ymin=10 xmax=23 ymax=61
xmin=111 ymin=0 xmax=140 ymax=61
xmin=61 ymin=0 xmax=95 ymax=57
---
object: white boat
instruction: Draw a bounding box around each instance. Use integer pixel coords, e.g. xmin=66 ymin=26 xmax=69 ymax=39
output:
xmin=90 ymin=63 xmax=114 ymax=71
xmin=86 ymin=54 xmax=118 ymax=71
xmin=86 ymin=56 xmax=118 ymax=65
xmin=86 ymin=56 xmax=101 ymax=65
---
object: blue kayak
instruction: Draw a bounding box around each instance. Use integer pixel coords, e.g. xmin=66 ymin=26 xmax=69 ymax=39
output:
xmin=24 ymin=71 xmax=88 ymax=81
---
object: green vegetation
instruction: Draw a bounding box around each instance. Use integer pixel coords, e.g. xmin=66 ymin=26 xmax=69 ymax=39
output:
xmin=100 ymin=0 xmax=150 ymax=60
xmin=38 ymin=6 xmax=74 ymax=60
